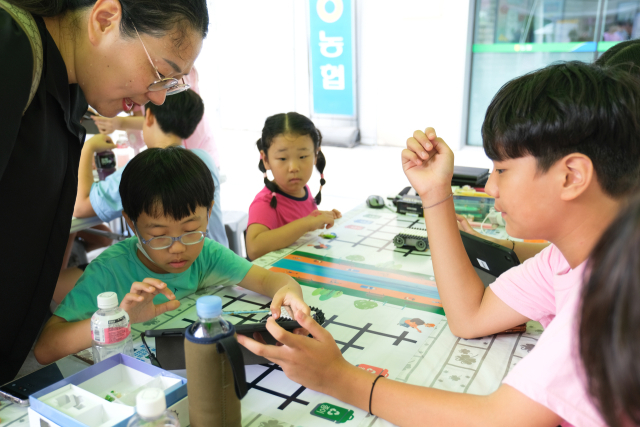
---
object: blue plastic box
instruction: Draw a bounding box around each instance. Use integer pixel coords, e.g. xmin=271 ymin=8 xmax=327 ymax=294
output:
xmin=28 ymin=354 xmax=187 ymax=427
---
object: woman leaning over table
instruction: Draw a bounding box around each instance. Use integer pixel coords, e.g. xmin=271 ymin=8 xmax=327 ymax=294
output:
xmin=0 ymin=0 xmax=208 ymax=383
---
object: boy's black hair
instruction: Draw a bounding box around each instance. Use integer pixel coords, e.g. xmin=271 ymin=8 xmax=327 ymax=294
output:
xmin=595 ymin=38 xmax=640 ymax=68
xmin=256 ymin=112 xmax=326 ymax=208
xmin=482 ymin=61 xmax=640 ymax=198
xmin=147 ymin=89 xmax=204 ymax=140
xmin=120 ymin=146 xmax=214 ymax=223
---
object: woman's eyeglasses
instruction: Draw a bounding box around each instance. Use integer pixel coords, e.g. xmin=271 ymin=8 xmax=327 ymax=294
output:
xmin=132 ymin=24 xmax=190 ymax=95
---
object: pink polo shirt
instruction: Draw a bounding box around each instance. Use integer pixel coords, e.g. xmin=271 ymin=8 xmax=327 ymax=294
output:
xmin=490 ymin=245 xmax=604 ymax=427
xmin=248 ymin=185 xmax=318 ymax=230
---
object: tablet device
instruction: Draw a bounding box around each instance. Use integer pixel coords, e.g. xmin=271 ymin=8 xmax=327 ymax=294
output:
xmin=460 ymin=230 xmax=520 ymax=277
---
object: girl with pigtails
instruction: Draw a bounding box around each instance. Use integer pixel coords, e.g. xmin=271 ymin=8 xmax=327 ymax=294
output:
xmin=246 ymin=112 xmax=341 ymax=261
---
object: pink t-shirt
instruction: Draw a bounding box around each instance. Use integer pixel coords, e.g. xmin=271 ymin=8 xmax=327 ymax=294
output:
xmin=491 ymin=245 xmax=604 ymax=427
xmin=182 ymin=68 xmax=221 ymax=168
xmin=248 ymin=186 xmax=318 ymax=230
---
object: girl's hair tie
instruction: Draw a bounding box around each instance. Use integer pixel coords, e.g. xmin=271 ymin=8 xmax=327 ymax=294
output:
xmin=321 ymin=174 xmax=325 ymax=179
xmin=263 ymin=172 xmax=268 ymax=178
xmin=271 ymin=192 xmax=276 ymax=197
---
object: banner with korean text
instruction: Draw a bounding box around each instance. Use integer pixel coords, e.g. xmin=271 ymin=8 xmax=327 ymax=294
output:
xmin=309 ymin=0 xmax=356 ymax=117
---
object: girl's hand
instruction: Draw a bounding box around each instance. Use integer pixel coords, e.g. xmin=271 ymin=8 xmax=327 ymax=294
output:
xmin=401 ymin=127 xmax=454 ymax=204
xmin=85 ymin=134 xmax=115 ymax=153
xmin=120 ymin=278 xmax=180 ymax=324
xmin=92 ymin=116 xmax=121 ymax=134
xmin=270 ymin=280 xmax=311 ymax=319
xmin=237 ymin=310 xmax=350 ymax=394
xmin=306 ymin=210 xmax=338 ymax=231
xmin=331 ymin=209 xmax=342 ymax=219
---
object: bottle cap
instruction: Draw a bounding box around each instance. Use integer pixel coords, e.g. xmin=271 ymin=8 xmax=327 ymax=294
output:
xmin=97 ymin=292 xmax=118 ymax=309
xmin=196 ymin=296 xmax=222 ymax=319
xmin=136 ymin=387 xmax=166 ymax=419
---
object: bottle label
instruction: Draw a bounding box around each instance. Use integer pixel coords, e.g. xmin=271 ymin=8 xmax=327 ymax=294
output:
xmin=92 ymin=315 xmax=131 ymax=344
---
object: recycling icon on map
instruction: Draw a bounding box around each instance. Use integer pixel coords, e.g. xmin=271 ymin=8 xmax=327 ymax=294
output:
xmin=310 ymin=402 xmax=355 ymax=423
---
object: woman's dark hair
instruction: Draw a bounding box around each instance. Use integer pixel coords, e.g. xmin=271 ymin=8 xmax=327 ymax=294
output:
xmin=579 ymin=196 xmax=640 ymax=426
xmin=147 ymin=89 xmax=203 ymax=139
xmin=7 ymin=0 xmax=208 ymax=42
xmin=120 ymin=146 xmax=213 ymax=223
xmin=482 ymin=61 xmax=640 ymax=198
xmin=256 ymin=112 xmax=326 ymax=209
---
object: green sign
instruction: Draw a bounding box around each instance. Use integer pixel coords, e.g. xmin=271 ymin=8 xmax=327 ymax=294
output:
xmin=472 ymin=41 xmax=613 ymax=54
xmin=311 ymin=402 xmax=355 ymax=423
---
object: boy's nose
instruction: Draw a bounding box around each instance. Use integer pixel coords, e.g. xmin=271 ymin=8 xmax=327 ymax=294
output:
xmin=484 ymin=170 xmax=499 ymax=198
xmin=168 ymin=240 xmax=187 ymax=253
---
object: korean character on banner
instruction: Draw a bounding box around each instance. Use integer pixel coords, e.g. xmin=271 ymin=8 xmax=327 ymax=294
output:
xmin=319 ymin=30 xmax=344 ymax=58
xmin=320 ymin=64 xmax=345 ymax=90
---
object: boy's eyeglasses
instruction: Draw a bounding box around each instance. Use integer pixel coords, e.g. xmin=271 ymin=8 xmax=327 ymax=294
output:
xmin=132 ymin=23 xmax=190 ymax=95
xmin=134 ymin=222 xmax=205 ymax=250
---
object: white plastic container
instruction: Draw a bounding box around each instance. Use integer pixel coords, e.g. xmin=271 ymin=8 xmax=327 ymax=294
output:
xmin=91 ymin=292 xmax=134 ymax=363
xmin=127 ymin=388 xmax=180 ymax=427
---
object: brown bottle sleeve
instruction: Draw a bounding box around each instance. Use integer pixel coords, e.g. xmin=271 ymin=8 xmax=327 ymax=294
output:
xmin=184 ymin=337 xmax=242 ymax=427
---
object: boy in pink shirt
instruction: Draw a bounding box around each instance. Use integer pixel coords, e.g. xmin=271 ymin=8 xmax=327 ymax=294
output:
xmin=239 ymin=62 xmax=640 ymax=426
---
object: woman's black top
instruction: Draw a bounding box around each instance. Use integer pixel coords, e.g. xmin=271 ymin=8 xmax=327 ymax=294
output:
xmin=0 ymin=9 xmax=87 ymax=383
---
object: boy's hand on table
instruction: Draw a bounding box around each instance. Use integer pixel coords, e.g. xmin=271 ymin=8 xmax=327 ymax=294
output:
xmin=402 ymin=127 xmax=455 ymax=204
xmin=120 ymin=278 xmax=180 ymax=324
xmin=84 ymin=134 xmax=115 ymax=153
xmin=237 ymin=310 xmax=351 ymax=394
xmin=270 ymin=280 xmax=311 ymax=320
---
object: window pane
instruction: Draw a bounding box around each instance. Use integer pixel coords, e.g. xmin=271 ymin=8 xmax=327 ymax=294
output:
xmin=467 ymin=0 xmax=603 ymax=146
xmin=602 ymin=1 xmax=640 ymax=42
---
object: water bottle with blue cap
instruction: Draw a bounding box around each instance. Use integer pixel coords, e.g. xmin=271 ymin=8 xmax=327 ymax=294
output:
xmin=193 ymin=295 xmax=229 ymax=338
xmin=184 ymin=296 xmax=247 ymax=427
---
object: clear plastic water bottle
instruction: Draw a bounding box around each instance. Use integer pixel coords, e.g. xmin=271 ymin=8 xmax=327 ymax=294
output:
xmin=127 ymin=387 xmax=180 ymax=427
xmin=192 ymin=296 xmax=229 ymax=338
xmin=91 ymin=292 xmax=134 ymax=363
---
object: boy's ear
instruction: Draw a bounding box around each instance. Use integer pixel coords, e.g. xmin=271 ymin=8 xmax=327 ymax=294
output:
xmin=87 ymin=0 xmax=122 ymax=46
xmin=260 ymin=150 xmax=271 ymax=171
xmin=122 ymin=212 xmax=135 ymax=234
xmin=558 ymin=153 xmax=594 ymax=201
xmin=145 ymin=109 xmax=154 ymax=128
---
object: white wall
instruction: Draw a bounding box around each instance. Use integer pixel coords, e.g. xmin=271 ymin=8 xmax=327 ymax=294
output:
xmin=196 ymin=0 xmax=482 ymax=156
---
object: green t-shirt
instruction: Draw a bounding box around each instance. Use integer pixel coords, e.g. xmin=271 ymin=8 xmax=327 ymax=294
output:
xmin=55 ymin=237 xmax=253 ymax=322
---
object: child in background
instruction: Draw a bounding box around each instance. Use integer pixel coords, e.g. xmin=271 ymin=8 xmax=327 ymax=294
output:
xmin=74 ymin=89 xmax=227 ymax=248
xmin=246 ymin=112 xmax=341 ymax=260
xmin=238 ymin=62 xmax=640 ymax=426
xmin=35 ymin=147 xmax=309 ymax=365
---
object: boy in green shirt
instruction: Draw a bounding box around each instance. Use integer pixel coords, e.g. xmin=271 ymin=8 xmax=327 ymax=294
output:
xmin=35 ymin=146 xmax=309 ymax=364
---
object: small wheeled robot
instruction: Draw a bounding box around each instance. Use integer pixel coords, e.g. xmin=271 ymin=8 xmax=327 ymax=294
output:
xmin=393 ymin=226 xmax=429 ymax=251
